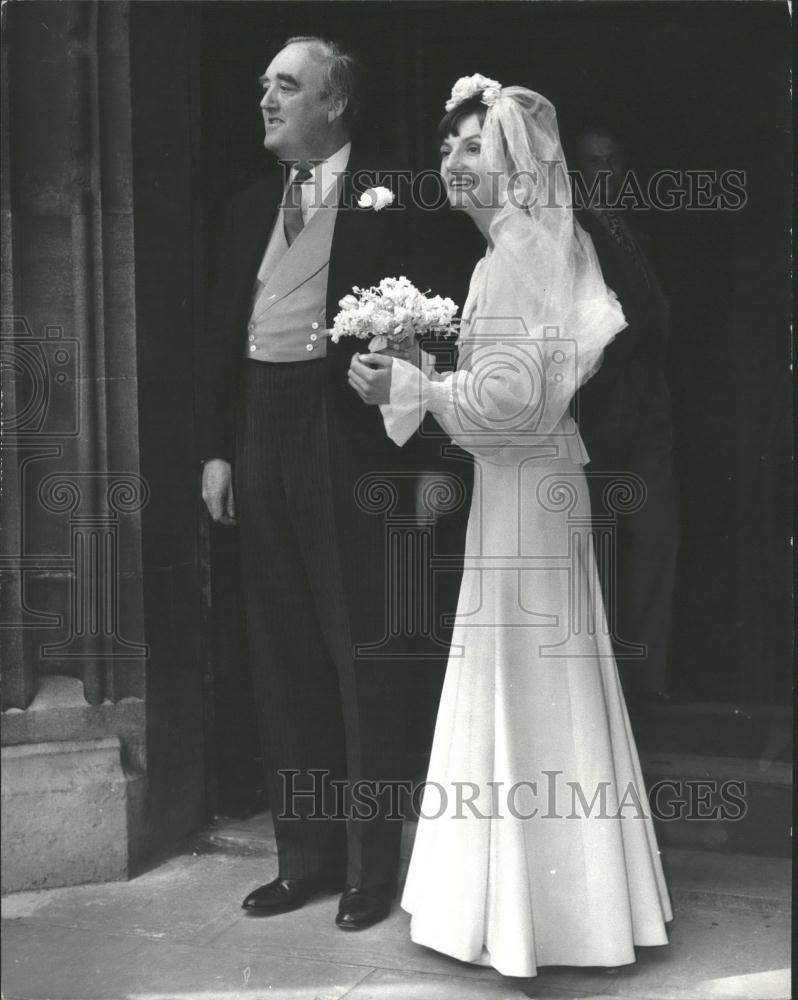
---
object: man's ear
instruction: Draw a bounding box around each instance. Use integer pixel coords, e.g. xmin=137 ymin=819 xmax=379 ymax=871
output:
xmin=327 ymin=96 xmax=347 ymax=124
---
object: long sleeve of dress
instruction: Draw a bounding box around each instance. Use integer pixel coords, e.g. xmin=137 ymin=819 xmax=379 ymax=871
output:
xmin=381 ymin=355 xmax=550 ymax=457
xmin=380 ymin=225 xmax=627 ymax=460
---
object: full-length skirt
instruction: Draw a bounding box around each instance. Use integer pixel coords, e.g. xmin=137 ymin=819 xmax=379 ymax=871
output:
xmin=401 ymin=454 xmax=673 ymax=977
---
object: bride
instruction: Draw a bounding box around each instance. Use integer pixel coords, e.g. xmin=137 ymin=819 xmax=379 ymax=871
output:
xmin=347 ymin=77 xmax=672 ymax=979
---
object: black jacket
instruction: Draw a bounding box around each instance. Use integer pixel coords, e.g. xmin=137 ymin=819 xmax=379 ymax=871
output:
xmin=574 ymin=209 xmax=673 ymax=466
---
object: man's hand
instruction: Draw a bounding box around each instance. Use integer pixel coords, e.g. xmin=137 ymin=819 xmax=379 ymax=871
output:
xmin=202 ymin=459 xmax=236 ymax=525
xmin=379 ymin=338 xmax=422 ymax=368
xmin=348 ymin=353 xmax=394 ymax=406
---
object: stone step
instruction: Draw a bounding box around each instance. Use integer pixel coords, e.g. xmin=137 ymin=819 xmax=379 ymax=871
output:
xmin=629 ymin=701 xmax=792 ymax=762
xmin=196 ymin=811 xmax=278 ymax=858
xmin=195 ymin=813 xmax=790 ymax=914
xmin=656 ymin=847 xmax=791 ymax=916
xmin=640 ymin=751 xmax=791 ymax=858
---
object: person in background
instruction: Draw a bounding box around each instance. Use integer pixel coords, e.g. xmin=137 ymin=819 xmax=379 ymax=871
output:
xmin=571 ymin=123 xmax=679 ymax=704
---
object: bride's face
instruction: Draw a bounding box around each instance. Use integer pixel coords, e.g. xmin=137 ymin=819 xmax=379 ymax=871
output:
xmin=439 ymin=113 xmax=496 ymax=216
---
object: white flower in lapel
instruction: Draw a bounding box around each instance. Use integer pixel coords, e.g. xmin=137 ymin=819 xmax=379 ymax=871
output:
xmin=357 ymin=186 xmax=395 ymax=212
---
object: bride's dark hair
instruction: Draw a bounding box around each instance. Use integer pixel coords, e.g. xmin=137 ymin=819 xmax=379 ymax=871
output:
xmin=437 ymin=95 xmax=488 ymax=144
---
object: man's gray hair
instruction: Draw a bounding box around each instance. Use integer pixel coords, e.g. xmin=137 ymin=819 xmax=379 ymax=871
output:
xmin=283 ymin=35 xmax=364 ymax=123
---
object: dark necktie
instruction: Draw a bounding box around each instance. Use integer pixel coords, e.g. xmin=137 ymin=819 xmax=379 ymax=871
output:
xmin=282 ymin=166 xmax=312 ymax=246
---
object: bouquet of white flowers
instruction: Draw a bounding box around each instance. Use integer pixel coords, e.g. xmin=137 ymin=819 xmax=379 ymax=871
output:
xmin=329 ymin=276 xmax=460 ymax=353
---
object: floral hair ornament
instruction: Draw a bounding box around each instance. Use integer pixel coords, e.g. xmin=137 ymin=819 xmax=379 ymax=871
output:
xmin=445 ymin=74 xmax=503 ymax=112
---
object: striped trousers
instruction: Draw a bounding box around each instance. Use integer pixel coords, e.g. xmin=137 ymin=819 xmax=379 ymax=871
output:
xmin=235 ymin=358 xmax=407 ymax=889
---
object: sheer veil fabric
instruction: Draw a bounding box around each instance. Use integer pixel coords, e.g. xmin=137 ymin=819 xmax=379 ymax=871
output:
xmin=382 ymin=87 xmax=627 ymax=456
xmin=481 ymin=86 xmax=627 ymax=384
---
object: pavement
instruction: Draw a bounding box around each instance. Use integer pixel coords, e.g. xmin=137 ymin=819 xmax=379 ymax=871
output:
xmin=1 ymin=815 xmax=791 ymax=1000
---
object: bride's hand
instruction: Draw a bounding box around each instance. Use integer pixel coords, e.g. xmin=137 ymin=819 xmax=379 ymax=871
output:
xmin=348 ymin=353 xmax=393 ymax=405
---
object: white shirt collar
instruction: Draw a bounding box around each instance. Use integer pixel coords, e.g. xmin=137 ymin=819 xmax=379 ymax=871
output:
xmin=290 ymin=142 xmax=351 ymax=213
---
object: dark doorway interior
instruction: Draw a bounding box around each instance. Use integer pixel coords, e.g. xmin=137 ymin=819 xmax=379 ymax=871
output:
xmin=195 ymin=2 xmax=792 ymax=816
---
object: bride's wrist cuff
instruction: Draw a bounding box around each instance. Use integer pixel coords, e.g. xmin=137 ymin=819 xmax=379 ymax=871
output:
xmin=378 ymin=358 xmax=430 ymax=446
xmin=424 ymin=377 xmax=453 ymax=416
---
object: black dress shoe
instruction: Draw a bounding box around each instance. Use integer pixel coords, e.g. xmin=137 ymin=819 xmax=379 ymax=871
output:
xmin=242 ymin=876 xmax=339 ymax=915
xmin=335 ymin=884 xmax=394 ymax=931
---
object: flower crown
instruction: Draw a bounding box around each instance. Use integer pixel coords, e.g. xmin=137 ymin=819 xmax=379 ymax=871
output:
xmin=445 ymin=74 xmax=502 ymax=112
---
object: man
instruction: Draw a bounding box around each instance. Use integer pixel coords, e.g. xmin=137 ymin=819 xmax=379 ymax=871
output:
xmin=199 ymin=36 xmax=414 ymax=930
xmin=571 ymin=125 xmax=679 ymax=703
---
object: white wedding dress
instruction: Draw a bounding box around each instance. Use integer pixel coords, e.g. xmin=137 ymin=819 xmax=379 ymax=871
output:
xmin=380 ymin=228 xmax=673 ymax=977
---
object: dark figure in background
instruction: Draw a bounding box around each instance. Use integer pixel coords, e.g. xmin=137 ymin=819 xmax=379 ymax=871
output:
xmin=572 ymin=126 xmax=679 ymax=703
xmin=199 ymin=37 xmax=415 ymax=930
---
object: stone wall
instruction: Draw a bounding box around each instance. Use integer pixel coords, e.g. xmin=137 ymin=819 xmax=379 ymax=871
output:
xmin=1 ymin=0 xmax=207 ymax=889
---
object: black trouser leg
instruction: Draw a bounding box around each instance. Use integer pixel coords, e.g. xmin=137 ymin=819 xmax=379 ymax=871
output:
xmin=617 ymin=453 xmax=679 ymax=694
xmin=236 ymin=359 xmax=406 ymax=888
xmin=236 ymin=361 xmax=347 ymax=880
xmin=588 ymin=452 xmax=679 ymax=696
xmin=286 ymin=376 xmax=407 ymax=891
